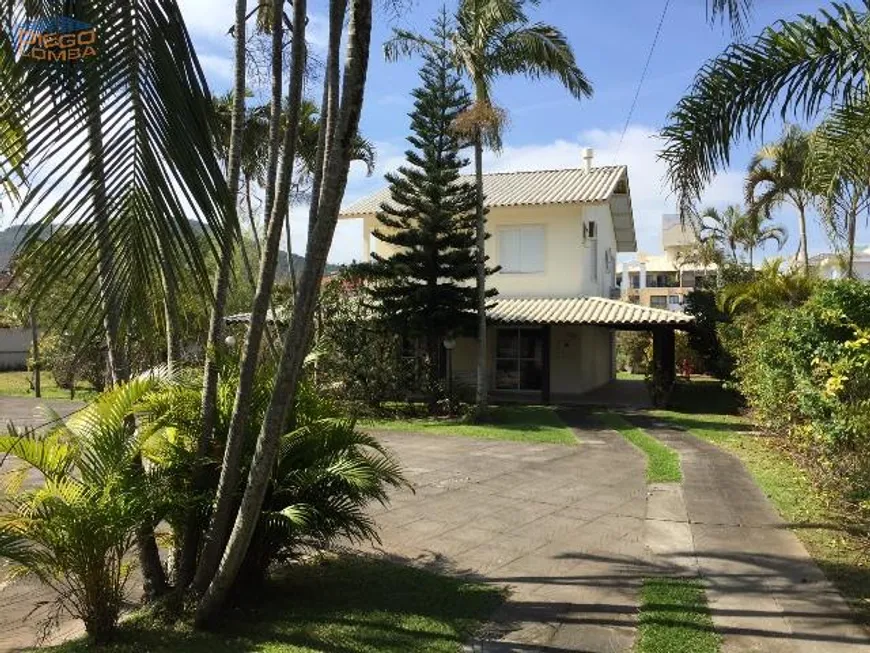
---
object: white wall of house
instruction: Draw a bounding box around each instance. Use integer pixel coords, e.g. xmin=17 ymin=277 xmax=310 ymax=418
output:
xmin=448 ymin=324 xmax=615 ymax=397
xmin=364 ymin=201 xmax=620 ymax=300
xmin=550 ymin=325 xmax=613 ymax=395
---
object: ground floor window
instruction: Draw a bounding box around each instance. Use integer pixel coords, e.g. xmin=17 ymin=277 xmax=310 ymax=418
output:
xmin=496 ymin=328 xmax=544 ymax=391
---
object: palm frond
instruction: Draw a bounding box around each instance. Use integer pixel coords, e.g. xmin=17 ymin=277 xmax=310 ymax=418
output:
xmin=384 ymin=29 xmax=442 ymax=62
xmin=707 ymin=0 xmax=753 ymax=36
xmin=492 ymin=23 xmax=593 ymax=100
xmin=2 ymin=0 xmax=234 ymax=329
xmin=661 ymin=2 xmax=870 ymax=217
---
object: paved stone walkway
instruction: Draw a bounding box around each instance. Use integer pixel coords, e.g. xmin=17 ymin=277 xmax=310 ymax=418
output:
xmin=627 ymin=413 xmax=870 ymax=653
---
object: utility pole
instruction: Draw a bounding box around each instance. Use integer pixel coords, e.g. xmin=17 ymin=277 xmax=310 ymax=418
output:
xmin=30 ymin=307 xmax=40 ymax=398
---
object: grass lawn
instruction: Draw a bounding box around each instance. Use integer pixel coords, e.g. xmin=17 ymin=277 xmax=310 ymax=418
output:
xmin=636 ymin=578 xmax=721 ymax=653
xmin=617 ymin=371 xmax=645 ymax=381
xmin=364 ymin=405 xmax=576 ymax=445
xmin=653 ymin=406 xmax=870 ymax=623
xmin=596 ymin=411 xmax=682 ymax=483
xmin=36 ymin=556 xmax=504 ymax=653
xmin=0 ymin=370 xmax=97 ymax=401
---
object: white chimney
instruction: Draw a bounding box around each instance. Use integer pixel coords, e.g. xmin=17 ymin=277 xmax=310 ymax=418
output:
xmin=582 ymin=147 xmax=594 ymax=173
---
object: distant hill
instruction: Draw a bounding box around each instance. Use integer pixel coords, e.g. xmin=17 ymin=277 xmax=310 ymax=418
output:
xmin=0 ymin=224 xmax=343 ymax=277
xmin=0 ymin=225 xmax=28 ymax=272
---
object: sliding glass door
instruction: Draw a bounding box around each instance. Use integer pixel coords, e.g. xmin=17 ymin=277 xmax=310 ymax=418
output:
xmin=495 ymin=328 xmax=544 ymax=391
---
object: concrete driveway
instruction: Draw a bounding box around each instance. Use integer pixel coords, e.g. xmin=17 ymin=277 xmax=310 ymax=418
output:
xmin=363 ymin=410 xmax=650 ymax=652
xmin=1 ymin=397 xmax=868 ymax=652
xmin=363 ymin=411 xmax=870 ymax=652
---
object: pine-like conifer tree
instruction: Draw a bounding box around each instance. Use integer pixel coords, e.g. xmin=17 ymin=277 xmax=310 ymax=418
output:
xmin=366 ymin=11 xmax=495 ymax=407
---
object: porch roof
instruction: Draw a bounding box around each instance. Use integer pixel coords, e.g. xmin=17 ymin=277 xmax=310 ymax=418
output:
xmin=224 ymin=296 xmax=694 ymax=329
xmin=489 ymin=296 xmax=694 ymax=329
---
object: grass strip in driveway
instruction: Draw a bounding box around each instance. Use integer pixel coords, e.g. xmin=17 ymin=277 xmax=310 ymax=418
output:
xmin=636 ymin=578 xmax=721 ymax=653
xmin=596 ymin=412 xmax=681 ymax=482
xmin=34 ymin=555 xmax=504 ymax=653
xmin=653 ymin=409 xmax=870 ymax=623
xmin=364 ymin=405 xmax=576 ymax=445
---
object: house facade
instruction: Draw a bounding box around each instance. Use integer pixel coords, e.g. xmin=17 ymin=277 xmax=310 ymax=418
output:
xmin=810 ymin=246 xmax=870 ymax=281
xmin=618 ymin=214 xmax=716 ymax=312
xmin=339 ymin=150 xmax=692 ymax=402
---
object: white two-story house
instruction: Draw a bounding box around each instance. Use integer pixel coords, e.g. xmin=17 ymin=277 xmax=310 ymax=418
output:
xmin=339 ymin=149 xmax=692 ymax=403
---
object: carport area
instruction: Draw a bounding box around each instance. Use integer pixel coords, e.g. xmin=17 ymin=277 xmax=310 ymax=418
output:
xmin=474 ymin=296 xmax=694 ymax=406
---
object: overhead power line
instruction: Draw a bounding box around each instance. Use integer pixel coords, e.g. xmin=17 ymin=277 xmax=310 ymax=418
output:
xmin=615 ymin=0 xmax=671 ymax=158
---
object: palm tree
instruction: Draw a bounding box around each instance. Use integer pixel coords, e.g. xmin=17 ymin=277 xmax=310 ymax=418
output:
xmin=720 ymin=259 xmax=814 ymax=315
xmin=660 ymin=3 xmax=870 ymax=229
xmin=805 ymin=103 xmax=870 ymax=279
xmin=738 ymin=210 xmax=787 ymax=269
xmin=0 ymin=370 xmax=172 ymax=643
xmin=195 ymin=0 xmax=376 ymax=623
xmin=2 ymin=0 xmax=233 ymax=600
xmin=699 ymin=205 xmax=746 ymax=262
xmin=385 ymin=0 xmax=592 ymax=413
xmin=745 ymin=126 xmax=812 ymax=272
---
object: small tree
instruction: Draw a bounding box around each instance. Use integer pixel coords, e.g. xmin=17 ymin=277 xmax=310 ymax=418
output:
xmin=366 ymin=15 xmax=489 ymax=410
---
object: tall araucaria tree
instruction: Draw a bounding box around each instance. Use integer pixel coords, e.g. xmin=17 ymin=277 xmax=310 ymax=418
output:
xmin=366 ymin=12 xmax=493 ymax=409
xmin=385 ymin=0 xmax=592 ymax=414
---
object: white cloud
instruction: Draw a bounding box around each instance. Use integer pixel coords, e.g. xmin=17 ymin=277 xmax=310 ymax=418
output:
xmin=176 ymin=0 xmax=234 ymax=43
xmin=198 ymin=54 xmax=234 ymax=83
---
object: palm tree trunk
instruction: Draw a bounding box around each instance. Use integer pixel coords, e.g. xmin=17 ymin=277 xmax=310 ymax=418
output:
xmin=285 ymin=206 xmax=298 ymax=295
xmin=29 ymin=307 xmax=40 ymax=398
xmin=263 ymin=9 xmax=284 ymax=228
xmin=194 ymin=0 xmax=372 ymax=624
xmin=798 ymin=204 xmax=809 ymax=274
xmin=193 ymin=0 xmax=306 ymax=593
xmin=307 ymin=0 xmax=347 ymax=238
xmin=847 ymin=196 xmax=858 ymax=279
xmin=178 ymin=0 xmax=249 ymax=593
xmin=246 ymin=176 xmax=262 ymax=259
xmin=474 ymin=132 xmax=487 ymax=413
xmin=159 ymin=257 xmax=181 ymax=372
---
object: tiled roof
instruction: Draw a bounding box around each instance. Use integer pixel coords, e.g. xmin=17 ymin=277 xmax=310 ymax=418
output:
xmin=488 ymin=296 xmax=695 ymax=327
xmin=226 ymin=295 xmax=693 ymax=329
xmin=340 ymin=166 xmax=628 ymax=216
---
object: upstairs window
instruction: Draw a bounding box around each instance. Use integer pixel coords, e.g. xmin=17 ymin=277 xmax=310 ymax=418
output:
xmin=499 ymin=225 xmax=545 ymax=274
xmin=585 ymin=221 xmax=598 ymax=282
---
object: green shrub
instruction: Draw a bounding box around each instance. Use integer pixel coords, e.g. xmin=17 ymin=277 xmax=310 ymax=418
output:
xmin=39 ymin=331 xmax=107 ymax=392
xmin=616 ymin=331 xmax=651 ymax=374
xmin=140 ymin=356 xmax=408 ymax=590
xmin=684 ymin=289 xmax=734 ymax=380
xmin=734 ymin=280 xmax=870 ymax=518
xmin=0 ymin=373 xmax=170 ymax=643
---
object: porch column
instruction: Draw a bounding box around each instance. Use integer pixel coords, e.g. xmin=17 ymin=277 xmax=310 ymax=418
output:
xmin=542 ymin=325 xmax=551 ymax=405
xmin=652 ymin=328 xmax=676 ymax=397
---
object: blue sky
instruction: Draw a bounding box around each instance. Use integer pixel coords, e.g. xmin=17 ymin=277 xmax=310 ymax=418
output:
xmin=176 ymin=0 xmax=864 ymax=263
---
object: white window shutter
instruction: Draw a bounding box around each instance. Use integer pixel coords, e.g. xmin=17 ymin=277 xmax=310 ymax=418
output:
xmin=500 ymin=228 xmax=521 ymax=272
xmin=521 ymin=226 xmax=545 ymax=273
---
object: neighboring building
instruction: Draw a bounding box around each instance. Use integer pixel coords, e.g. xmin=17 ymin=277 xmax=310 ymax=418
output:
xmin=810 ymin=246 xmax=870 ymax=281
xmin=339 ymin=149 xmax=692 ymax=402
xmin=618 ymin=214 xmax=716 ymax=312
